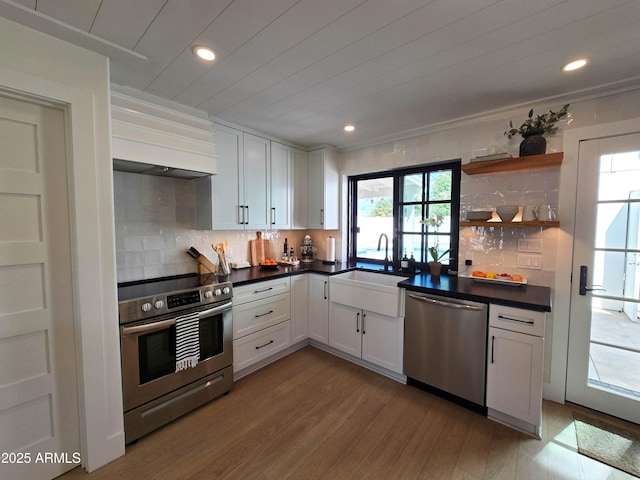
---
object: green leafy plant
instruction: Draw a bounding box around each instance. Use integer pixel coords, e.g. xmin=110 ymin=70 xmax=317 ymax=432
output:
xmin=421 ymin=215 xmax=451 ymax=262
xmin=504 ymin=104 xmax=570 ymax=139
xmin=428 ymin=245 xmax=450 ymax=263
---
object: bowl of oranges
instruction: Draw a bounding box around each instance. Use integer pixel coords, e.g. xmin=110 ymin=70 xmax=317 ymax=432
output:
xmin=259 ymin=258 xmax=279 ymax=270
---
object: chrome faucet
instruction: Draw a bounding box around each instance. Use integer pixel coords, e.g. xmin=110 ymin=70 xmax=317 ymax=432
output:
xmin=377 ymin=233 xmax=390 ymax=271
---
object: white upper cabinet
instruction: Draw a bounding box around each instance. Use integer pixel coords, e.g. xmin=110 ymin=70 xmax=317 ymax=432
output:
xmin=197 ymin=125 xmax=271 ymax=230
xmin=307 ymin=148 xmax=339 ymax=230
xmin=196 ymin=124 xmax=243 ymax=230
xmin=243 ymin=133 xmax=271 ymax=229
xmin=291 ymin=147 xmax=308 ymax=230
xmin=270 ymin=141 xmax=292 ymax=229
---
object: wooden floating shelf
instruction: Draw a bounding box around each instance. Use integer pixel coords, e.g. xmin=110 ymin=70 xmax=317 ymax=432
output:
xmin=462 ymin=152 xmax=563 ymax=175
xmin=460 ymin=220 xmax=560 ymax=228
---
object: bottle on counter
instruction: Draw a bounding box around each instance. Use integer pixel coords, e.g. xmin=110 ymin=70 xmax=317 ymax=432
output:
xmin=401 ymin=251 xmax=409 ymax=271
xmin=284 ymin=238 xmax=288 ymax=255
xmin=408 ymin=253 xmax=416 ymax=273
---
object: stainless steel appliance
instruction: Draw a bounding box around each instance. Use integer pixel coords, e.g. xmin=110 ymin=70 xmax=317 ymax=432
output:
xmin=118 ymin=274 xmax=233 ymax=443
xmin=300 ymin=234 xmax=316 ymax=262
xmin=404 ymin=291 xmax=488 ymax=413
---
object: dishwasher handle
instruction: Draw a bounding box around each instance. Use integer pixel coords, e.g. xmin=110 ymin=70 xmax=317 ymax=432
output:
xmin=407 ymin=293 xmax=484 ymax=312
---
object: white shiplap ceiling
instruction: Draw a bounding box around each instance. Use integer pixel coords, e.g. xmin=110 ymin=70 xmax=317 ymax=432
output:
xmin=2 ymin=0 xmax=640 ymax=149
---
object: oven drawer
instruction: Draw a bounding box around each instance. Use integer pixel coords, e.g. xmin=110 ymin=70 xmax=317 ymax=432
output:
xmin=233 ymin=321 xmax=290 ymax=373
xmin=233 ymin=277 xmax=291 ymax=305
xmin=232 ymin=292 xmax=290 ymax=339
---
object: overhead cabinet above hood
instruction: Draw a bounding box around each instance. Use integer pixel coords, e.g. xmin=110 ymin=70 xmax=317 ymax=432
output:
xmin=111 ymin=88 xmax=217 ymax=179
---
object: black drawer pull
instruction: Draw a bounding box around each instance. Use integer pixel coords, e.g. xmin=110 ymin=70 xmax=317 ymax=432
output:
xmin=255 ymin=310 xmax=274 ymax=318
xmin=256 ymin=340 xmax=274 ymax=350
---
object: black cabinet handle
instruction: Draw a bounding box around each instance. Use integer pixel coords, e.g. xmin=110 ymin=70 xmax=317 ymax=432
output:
xmin=256 ymin=340 xmax=274 ymax=350
xmin=254 ymin=310 xmax=274 ymax=318
xmin=491 ymin=335 xmax=495 ymax=364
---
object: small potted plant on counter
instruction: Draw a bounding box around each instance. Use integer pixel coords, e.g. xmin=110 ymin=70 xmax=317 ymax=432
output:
xmin=422 ymin=214 xmax=451 ymax=276
xmin=504 ymin=104 xmax=570 ymax=157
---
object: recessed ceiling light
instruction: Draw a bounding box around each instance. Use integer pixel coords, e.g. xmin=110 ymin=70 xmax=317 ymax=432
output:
xmin=562 ymin=58 xmax=588 ymax=72
xmin=344 ymin=125 xmax=355 ymax=132
xmin=192 ymin=45 xmax=216 ymax=62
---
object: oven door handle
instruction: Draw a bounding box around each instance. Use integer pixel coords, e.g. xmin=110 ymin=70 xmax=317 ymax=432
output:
xmin=197 ymin=301 xmax=233 ymax=319
xmin=121 ymin=301 xmax=233 ymax=336
xmin=122 ymin=318 xmax=175 ymax=335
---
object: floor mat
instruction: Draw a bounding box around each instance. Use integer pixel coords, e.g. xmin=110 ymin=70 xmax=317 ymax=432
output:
xmin=573 ymin=411 xmax=640 ymax=477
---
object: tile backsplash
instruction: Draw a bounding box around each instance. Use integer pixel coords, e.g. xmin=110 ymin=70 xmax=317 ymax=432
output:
xmin=114 ymin=171 xmax=339 ymax=283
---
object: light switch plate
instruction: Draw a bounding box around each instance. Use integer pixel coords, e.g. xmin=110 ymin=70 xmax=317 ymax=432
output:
xmin=517 ymin=253 xmax=542 ymax=270
xmin=518 ymin=239 xmax=542 ymax=252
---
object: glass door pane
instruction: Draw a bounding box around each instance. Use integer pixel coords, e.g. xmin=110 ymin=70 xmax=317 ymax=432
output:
xmin=588 ymin=150 xmax=640 ymax=396
xmin=355 ymin=177 xmax=394 ymax=261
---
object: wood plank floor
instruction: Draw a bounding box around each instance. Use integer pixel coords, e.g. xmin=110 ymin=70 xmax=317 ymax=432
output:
xmin=59 ymin=346 xmax=639 ymax=479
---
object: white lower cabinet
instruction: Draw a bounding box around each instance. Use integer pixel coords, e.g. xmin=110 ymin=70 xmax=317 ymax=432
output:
xmin=232 ymin=278 xmax=291 ymax=374
xmin=329 ymin=302 xmax=403 ymax=374
xmin=308 ymin=274 xmax=329 ymax=344
xmin=233 ymin=322 xmax=290 ymax=372
xmin=486 ymin=304 xmax=545 ymax=438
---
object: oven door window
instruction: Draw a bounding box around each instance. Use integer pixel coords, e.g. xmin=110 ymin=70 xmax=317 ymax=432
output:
xmin=138 ymin=314 xmax=224 ymax=385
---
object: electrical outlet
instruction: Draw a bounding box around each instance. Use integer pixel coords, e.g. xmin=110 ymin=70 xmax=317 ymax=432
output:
xmin=465 ymin=259 xmax=473 ymax=266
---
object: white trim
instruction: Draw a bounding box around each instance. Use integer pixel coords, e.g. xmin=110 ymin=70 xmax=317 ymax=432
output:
xmin=547 ymin=118 xmax=640 ymax=403
xmin=0 ymin=17 xmax=124 ymax=471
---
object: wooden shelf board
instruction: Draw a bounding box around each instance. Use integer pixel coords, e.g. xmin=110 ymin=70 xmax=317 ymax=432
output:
xmin=460 ymin=220 xmax=560 ymax=228
xmin=462 ymin=152 xmax=563 ymax=175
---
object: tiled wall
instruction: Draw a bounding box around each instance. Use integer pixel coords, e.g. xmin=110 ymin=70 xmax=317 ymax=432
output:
xmin=114 ymin=171 xmax=339 ymax=283
xmin=340 ymin=89 xmax=640 ymax=287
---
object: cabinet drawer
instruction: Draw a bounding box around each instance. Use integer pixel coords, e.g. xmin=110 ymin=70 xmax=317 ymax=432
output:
xmin=232 ymin=292 xmax=290 ymax=339
xmin=489 ymin=304 xmax=545 ymax=337
xmin=233 ymin=321 xmax=290 ymax=373
xmin=233 ymin=277 xmax=290 ymax=305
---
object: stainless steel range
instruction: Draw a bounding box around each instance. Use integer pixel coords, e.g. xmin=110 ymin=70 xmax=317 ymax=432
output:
xmin=118 ymin=273 xmax=233 ymax=443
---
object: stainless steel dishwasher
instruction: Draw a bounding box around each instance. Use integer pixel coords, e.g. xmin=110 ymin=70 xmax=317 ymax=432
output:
xmin=404 ymin=291 xmax=488 ymax=412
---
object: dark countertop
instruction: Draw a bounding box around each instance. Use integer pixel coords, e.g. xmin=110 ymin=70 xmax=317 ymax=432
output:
xmin=227 ymin=261 xmax=551 ymax=312
xmin=400 ymin=274 xmax=551 ymax=312
xmin=228 ymin=260 xmax=350 ymax=286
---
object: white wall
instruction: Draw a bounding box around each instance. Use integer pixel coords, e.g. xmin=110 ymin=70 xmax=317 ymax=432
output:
xmin=339 ymin=86 xmax=640 ymax=402
xmin=0 ymin=18 xmax=124 ymax=471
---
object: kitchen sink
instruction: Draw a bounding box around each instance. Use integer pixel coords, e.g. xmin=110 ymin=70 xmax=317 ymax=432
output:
xmin=329 ymin=269 xmax=409 ymax=317
xmin=333 ymin=269 xmax=409 ymax=288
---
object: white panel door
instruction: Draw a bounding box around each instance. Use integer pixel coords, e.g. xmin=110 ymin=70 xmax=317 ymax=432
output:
xmin=566 ymin=133 xmax=640 ymax=423
xmin=0 ymin=95 xmax=79 ymax=479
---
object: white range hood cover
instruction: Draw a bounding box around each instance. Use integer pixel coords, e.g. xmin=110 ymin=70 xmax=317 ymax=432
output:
xmin=111 ymin=88 xmax=217 ymax=178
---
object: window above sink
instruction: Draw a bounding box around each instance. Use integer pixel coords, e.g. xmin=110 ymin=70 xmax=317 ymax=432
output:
xmin=348 ymin=160 xmax=461 ymax=273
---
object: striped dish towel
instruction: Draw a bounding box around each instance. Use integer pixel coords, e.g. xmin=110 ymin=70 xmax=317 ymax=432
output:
xmin=175 ymin=312 xmax=200 ymax=372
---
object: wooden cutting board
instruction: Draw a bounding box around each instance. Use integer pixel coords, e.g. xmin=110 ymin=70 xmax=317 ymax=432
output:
xmin=250 ymin=231 xmax=271 ymax=266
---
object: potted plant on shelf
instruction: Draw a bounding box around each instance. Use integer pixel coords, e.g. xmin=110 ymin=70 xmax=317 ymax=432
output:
xmin=504 ymin=104 xmax=570 ymax=157
xmin=422 ymin=214 xmax=451 ymax=276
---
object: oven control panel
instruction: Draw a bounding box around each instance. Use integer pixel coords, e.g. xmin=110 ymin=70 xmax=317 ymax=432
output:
xmin=167 ymin=291 xmax=201 ymax=309
xmin=118 ymin=281 xmax=233 ymax=324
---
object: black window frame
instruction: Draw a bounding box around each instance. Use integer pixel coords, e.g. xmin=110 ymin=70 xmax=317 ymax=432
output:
xmin=348 ymin=159 xmax=461 ymax=273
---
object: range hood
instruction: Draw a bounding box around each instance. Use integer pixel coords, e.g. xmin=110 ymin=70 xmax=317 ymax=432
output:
xmin=112 ymin=158 xmax=212 ymax=179
xmin=111 ymin=88 xmax=217 ymax=179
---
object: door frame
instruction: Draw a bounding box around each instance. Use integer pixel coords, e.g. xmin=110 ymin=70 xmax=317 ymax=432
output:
xmin=548 ymin=118 xmax=640 ymax=403
xmin=0 ymin=30 xmax=124 ymax=472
